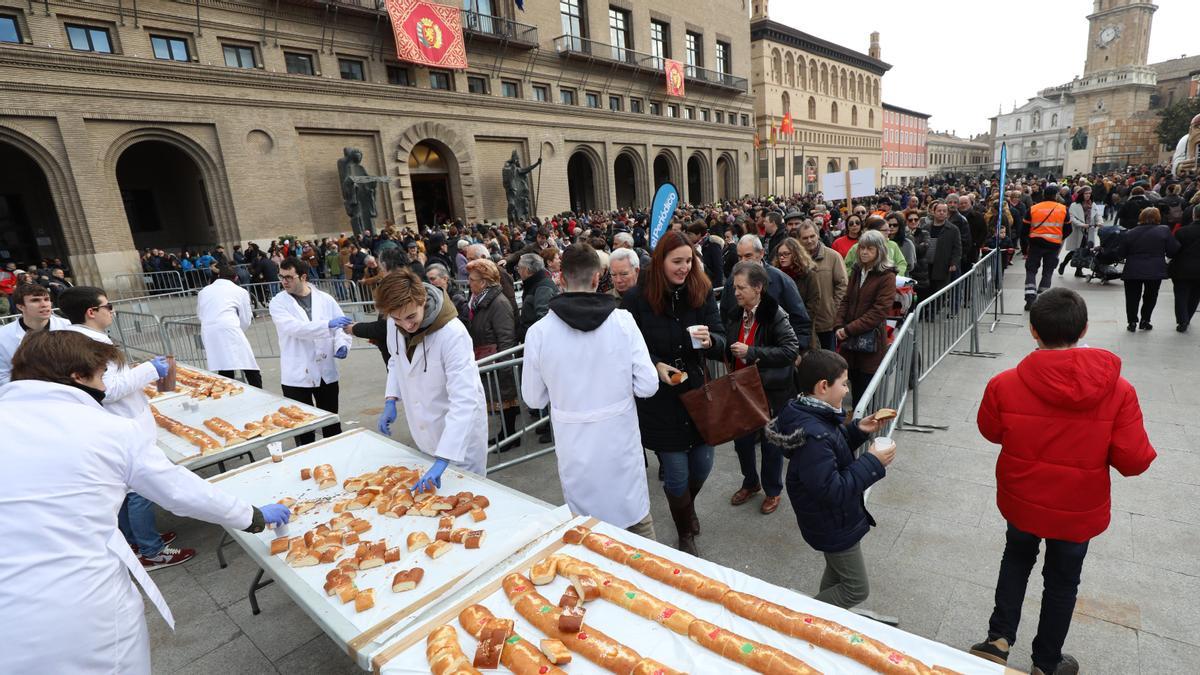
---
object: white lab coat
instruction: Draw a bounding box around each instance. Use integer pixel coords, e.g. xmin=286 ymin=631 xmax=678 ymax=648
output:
xmin=0 ymin=380 xmax=254 ymax=675
xmin=62 ymin=323 xmax=159 ymax=442
xmin=0 ymin=315 xmax=70 ymax=385
xmin=522 ymin=306 xmax=658 ymax=528
xmin=385 ymin=314 xmax=488 ymax=475
xmin=1066 ymin=201 xmax=1104 ymax=251
xmin=197 ymin=278 xmax=259 ymax=372
xmin=269 ymin=286 xmax=351 ymax=388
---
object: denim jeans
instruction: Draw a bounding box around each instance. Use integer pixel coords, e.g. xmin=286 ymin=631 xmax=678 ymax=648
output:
xmin=988 ymin=522 xmax=1090 ymax=673
xmin=656 ymin=445 xmax=714 ymax=497
xmin=118 ymin=493 xmax=164 ymax=558
xmin=734 ymin=431 xmax=783 ymax=496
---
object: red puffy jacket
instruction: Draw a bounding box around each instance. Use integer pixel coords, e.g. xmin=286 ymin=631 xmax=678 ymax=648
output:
xmin=977 ymin=347 xmax=1155 ymax=543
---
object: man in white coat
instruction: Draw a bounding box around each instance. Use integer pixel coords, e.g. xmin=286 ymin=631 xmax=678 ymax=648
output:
xmin=522 ymin=243 xmax=660 ymax=537
xmin=372 ymin=268 xmax=488 ymax=491
xmin=270 ymin=257 xmax=353 ymax=445
xmin=198 ymin=264 xmax=262 ymax=387
xmin=0 ymin=329 xmax=289 ymax=674
xmin=0 ymin=282 xmax=70 ymax=385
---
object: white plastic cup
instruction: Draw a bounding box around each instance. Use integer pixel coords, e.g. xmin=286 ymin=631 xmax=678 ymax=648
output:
xmin=872 ymin=436 xmax=896 ymax=454
xmin=687 ymin=325 xmax=705 ymax=348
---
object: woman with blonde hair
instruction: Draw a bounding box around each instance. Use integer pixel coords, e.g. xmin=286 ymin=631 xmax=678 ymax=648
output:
xmin=464 ymin=258 xmax=521 ymax=449
xmin=835 ymin=230 xmax=897 ymax=403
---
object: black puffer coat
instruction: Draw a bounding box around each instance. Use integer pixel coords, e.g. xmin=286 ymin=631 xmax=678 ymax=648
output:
xmin=623 ymin=284 xmax=726 ymax=452
xmin=721 ymin=292 xmax=798 ymax=414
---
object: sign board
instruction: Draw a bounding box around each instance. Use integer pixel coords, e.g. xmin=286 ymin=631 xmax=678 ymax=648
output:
xmin=820 ymin=167 xmax=876 ymax=201
xmin=648 ymin=182 xmax=678 ymax=250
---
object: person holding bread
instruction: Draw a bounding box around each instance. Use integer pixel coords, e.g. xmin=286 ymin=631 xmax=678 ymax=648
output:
xmin=766 ymin=349 xmax=895 ymax=609
xmin=0 ymin=330 xmax=290 ymax=674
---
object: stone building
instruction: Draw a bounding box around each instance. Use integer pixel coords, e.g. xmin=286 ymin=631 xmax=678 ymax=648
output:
xmin=0 ymin=0 xmax=754 ymax=285
xmin=880 ymin=102 xmax=929 ymax=187
xmin=749 ymin=1 xmax=887 ymax=196
xmin=926 ymin=131 xmax=991 ymax=177
xmin=988 ymin=93 xmax=1075 ymax=174
xmin=1150 ymin=54 xmax=1200 ymax=110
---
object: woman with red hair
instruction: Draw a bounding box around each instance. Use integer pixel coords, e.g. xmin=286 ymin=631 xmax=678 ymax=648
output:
xmin=622 ymin=230 xmax=726 ymax=555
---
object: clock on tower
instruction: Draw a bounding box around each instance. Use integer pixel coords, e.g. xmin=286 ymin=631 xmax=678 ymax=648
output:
xmin=1083 ymin=0 xmax=1156 ymax=76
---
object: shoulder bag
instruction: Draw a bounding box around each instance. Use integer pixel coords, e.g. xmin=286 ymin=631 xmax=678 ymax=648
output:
xmin=680 ymin=359 xmax=771 ymax=447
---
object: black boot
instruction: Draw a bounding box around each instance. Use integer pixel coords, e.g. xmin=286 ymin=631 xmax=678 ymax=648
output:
xmin=495 ymin=407 xmax=521 ymax=452
xmin=688 ymin=481 xmax=703 ymax=536
xmin=665 ymin=490 xmax=699 ymax=556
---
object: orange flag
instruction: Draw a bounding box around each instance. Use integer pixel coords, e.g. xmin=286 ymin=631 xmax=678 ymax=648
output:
xmin=386 ymin=0 xmax=468 ymax=69
xmin=769 ymin=124 xmax=777 ymax=147
xmin=781 ymin=112 xmax=794 ymax=135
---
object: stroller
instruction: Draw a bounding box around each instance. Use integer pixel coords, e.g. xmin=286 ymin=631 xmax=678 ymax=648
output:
xmin=1077 ymin=224 xmax=1124 ymax=284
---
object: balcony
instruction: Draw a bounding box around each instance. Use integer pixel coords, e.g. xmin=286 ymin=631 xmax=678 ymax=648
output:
xmin=460 ymin=10 xmax=538 ymax=48
xmin=553 ymin=35 xmax=747 ymax=93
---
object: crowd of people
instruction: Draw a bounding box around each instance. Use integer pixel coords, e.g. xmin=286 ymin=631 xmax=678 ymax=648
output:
xmin=0 ymin=162 xmax=1193 ymax=674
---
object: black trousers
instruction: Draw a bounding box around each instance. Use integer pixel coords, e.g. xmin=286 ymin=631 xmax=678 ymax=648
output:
xmin=1173 ymin=278 xmax=1200 ymax=327
xmin=281 ymin=380 xmax=342 ymax=446
xmin=816 ymin=331 xmax=836 ymax=351
xmin=988 ymin=523 xmax=1089 ymax=673
xmin=217 ymin=369 xmax=263 ymax=389
xmin=1123 ymin=279 xmax=1161 ymax=325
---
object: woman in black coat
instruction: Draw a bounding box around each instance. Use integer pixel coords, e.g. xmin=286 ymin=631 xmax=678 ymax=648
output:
xmin=1170 ymin=209 xmax=1200 ymax=332
xmin=723 ymin=262 xmax=798 ymax=516
xmin=622 ymin=230 xmax=726 ymax=555
xmin=1120 ymin=207 xmax=1180 ymax=332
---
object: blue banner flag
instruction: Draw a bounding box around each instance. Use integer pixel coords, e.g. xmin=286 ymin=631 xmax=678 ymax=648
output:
xmin=515 ymin=0 xmax=524 ymax=10
xmin=996 ymin=142 xmax=1007 ymax=240
xmin=648 ymin=183 xmax=678 ymax=250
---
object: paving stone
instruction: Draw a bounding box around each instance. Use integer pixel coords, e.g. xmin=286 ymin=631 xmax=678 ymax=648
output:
xmin=1076 ymin=555 xmax=1200 ymax=646
xmin=145 ymin=570 xmax=243 ymax=673
xmin=1130 ymin=514 xmax=1200 ymax=577
xmin=172 ymin=635 xmax=275 ymax=675
xmin=1058 ymin=611 xmax=1141 ymax=675
xmin=273 ymin=634 xmax=362 ymax=675
xmin=1110 ymin=475 xmax=1200 ymax=525
xmin=885 ymin=514 xmax=1004 ymax=584
xmin=226 ymin=577 xmax=326 ymax=661
xmin=856 ymin=557 xmax=958 ymax=640
xmin=1138 ymin=632 xmax=1200 ymax=675
xmin=1142 ymin=446 xmax=1200 ymax=484
xmin=866 ymin=466 xmax=995 ymax=527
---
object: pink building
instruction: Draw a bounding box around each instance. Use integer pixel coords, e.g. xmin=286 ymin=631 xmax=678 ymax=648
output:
xmin=881 ymin=102 xmax=930 ymax=186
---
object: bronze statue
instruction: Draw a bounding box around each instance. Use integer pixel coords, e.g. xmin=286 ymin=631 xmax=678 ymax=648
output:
xmin=338 ymin=147 xmax=390 ymax=236
xmin=1071 ymin=127 xmax=1088 ymax=151
xmin=502 ymin=150 xmax=541 ymax=224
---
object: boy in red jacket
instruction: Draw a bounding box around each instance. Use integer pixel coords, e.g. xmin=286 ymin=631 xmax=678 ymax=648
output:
xmin=969 ymin=288 xmax=1155 ymax=675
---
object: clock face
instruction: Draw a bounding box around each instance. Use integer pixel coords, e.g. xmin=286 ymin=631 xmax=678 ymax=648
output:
xmin=1099 ymin=26 xmax=1118 ymax=46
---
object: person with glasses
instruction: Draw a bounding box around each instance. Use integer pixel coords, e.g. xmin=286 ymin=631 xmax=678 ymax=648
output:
xmin=270 ymin=257 xmax=352 ymax=446
xmin=58 ymin=286 xmax=193 ymax=570
xmin=831 ymin=216 xmax=864 ymax=259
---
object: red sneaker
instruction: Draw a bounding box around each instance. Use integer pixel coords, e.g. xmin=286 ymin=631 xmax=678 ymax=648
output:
xmin=139 ymin=546 xmax=195 ymax=571
xmin=129 ymin=531 xmax=177 ymax=555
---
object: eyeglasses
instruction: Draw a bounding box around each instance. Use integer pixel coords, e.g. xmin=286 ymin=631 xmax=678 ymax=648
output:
xmin=91 ymin=303 xmax=114 ymax=312
xmin=279 ymin=274 xmax=299 ymax=281
xmin=907 ymin=217 xmax=919 ymax=222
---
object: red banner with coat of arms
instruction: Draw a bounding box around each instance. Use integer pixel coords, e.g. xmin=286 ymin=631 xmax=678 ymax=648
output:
xmin=385 ymin=0 xmax=468 ymax=70
xmin=664 ymin=58 xmax=686 ymax=98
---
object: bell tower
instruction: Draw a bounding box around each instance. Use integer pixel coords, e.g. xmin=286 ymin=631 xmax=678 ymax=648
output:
xmin=1083 ymin=0 xmax=1157 ymax=75
xmin=751 ymin=0 xmax=769 ymax=21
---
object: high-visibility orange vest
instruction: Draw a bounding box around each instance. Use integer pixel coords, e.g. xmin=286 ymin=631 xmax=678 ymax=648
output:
xmin=1027 ymin=201 xmax=1067 ymax=245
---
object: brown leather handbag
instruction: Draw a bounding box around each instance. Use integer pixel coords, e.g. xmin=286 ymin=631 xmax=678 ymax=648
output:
xmin=680 ymin=360 xmax=771 ymax=446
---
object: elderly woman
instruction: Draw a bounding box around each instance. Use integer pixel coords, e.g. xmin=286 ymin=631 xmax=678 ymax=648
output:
xmin=463 ymin=258 xmax=521 ymax=450
xmin=540 ymin=246 xmax=563 ymax=290
xmin=836 ymin=230 xmax=897 ymax=404
xmin=426 ymin=262 xmax=467 ymax=317
xmin=724 ymin=261 xmax=799 ymax=515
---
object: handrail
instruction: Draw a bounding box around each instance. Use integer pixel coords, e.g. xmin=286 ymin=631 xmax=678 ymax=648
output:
xmin=460 ymin=9 xmax=538 ymax=46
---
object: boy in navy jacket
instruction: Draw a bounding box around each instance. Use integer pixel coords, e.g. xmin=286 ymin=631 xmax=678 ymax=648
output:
xmin=766 ymin=349 xmax=895 ymax=608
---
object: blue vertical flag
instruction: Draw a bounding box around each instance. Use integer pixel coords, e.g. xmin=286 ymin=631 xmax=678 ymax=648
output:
xmin=515 ymin=0 xmax=524 ymax=10
xmin=649 ymin=183 xmax=679 ymax=250
xmin=996 ymin=142 xmax=1007 ymax=241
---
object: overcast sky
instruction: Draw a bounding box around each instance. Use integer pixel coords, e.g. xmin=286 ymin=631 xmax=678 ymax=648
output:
xmin=769 ymin=0 xmax=1194 ymax=138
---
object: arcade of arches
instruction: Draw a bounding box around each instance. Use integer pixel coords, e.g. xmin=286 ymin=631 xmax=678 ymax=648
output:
xmin=116 ymin=140 xmax=216 ymax=253
xmin=0 ymin=142 xmax=63 ymax=266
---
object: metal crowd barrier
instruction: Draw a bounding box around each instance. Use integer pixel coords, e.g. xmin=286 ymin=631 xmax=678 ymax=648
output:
xmin=476 ymin=346 xmax=553 ymax=473
xmin=111 ymin=271 xmax=185 ymax=298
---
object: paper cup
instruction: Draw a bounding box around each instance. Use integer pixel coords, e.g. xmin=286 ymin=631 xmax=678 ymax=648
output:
xmin=872 ymin=436 xmax=896 ymax=454
xmin=687 ymin=325 xmax=705 ymax=348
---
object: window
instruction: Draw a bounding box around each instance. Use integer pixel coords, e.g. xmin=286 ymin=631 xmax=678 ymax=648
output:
xmin=700 ymin=109 xmax=709 ymax=122
xmin=684 ymin=107 xmax=694 ymax=120
xmin=222 ymin=43 xmax=256 ymax=68
xmin=151 ymin=35 xmax=190 ymax=62
xmin=560 ymin=87 xmax=577 ymax=105
xmin=667 ymin=104 xmax=678 ymax=118
xmin=0 ymin=14 xmax=20 ymax=44
xmin=741 ymin=114 xmax=749 ymax=126
xmin=684 ymin=31 xmax=702 ymax=76
xmin=608 ymin=7 xmax=630 ymax=62
xmin=649 ymin=20 xmax=669 ymax=69
xmin=533 ymin=83 xmax=550 ymax=102
xmin=630 ymin=98 xmax=643 ymax=114
xmin=467 ymin=75 xmax=488 ymax=94
xmin=1015 ymin=118 xmax=1022 ymax=131
xmin=851 ymin=106 xmax=858 ymax=126
xmin=387 ymin=65 xmax=412 ymax=86
xmin=501 ymin=80 xmax=520 ymax=98
xmin=730 ymin=112 xmax=738 ymax=125
xmin=831 ymin=102 xmax=838 ymax=124
xmin=869 ymin=109 xmax=874 ymax=128
xmin=715 ymin=41 xmax=731 ymax=75
xmin=608 ymin=95 xmax=622 ymax=112
xmin=430 ymin=70 xmax=452 ymax=90
xmin=339 ymin=58 xmax=365 ymax=81
xmin=586 ymin=91 xmax=601 ymax=108
xmin=1051 ymin=113 xmax=1058 ymax=127
xmin=560 ymin=0 xmax=586 ymax=51
xmin=649 ymin=101 xmax=661 ymax=115
xmin=286 ymin=52 xmax=316 ymax=75
xmin=715 ymin=111 xmax=724 ymax=124
xmin=807 ymin=96 xmax=816 ymax=120
xmin=67 ymin=24 xmax=113 ymax=53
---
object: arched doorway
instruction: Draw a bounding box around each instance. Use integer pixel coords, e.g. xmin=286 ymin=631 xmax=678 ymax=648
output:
xmin=805 ymin=158 xmax=818 ymax=193
xmin=653 ymin=153 xmax=675 ymax=189
xmin=848 ymin=159 xmax=859 ymax=170
xmin=567 ymin=151 xmax=597 ymax=213
xmin=0 ymin=141 xmax=66 ymax=264
xmin=715 ymin=154 xmax=735 ymax=201
xmin=408 ymin=140 xmax=456 ymax=227
xmin=686 ymin=154 xmax=706 ymax=204
xmin=614 ymin=152 xmax=640 ymax=209
xmin=116 ymin=140 xmax=216 ymax=252
xmin=826 ymin=158 xmax=839 ymax=173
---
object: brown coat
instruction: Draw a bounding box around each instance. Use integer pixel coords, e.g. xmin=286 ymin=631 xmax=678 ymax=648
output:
xmin=835 ymin=267 xmax=896 ymax=374
xmin=807 ymin=244 xmax=848 ymax=333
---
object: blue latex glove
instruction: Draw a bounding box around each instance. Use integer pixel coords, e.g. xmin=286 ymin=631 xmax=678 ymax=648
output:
xmin=378 ymin=399 xmax=398 ymax=436
xmin=151 ymin=356 xmax=170 ymax=378
xmin=334 ymin=345 xmax=349 ymax=359
xmin=328 ymin=316 xmax=353 ymax=330
xmin=259 ymin=503 xmax=291 ymax=528
xmin=413 ymin=459 xmax=449 ymax=494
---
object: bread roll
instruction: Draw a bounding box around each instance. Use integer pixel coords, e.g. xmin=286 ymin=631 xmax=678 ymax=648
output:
xmin=425 ymin=540 xmax=451 ymax=559
xmin=687 ymin=619 xmax=819 ymax=674
xmin=384 ymin=547 xmax=401 ymax=564
xmin=464 ymin=530 xmax=485 ymax=550
xmin=470 ymin=507 xmax=488 ymax=522
xmin=458 ymin=605 xmax=567 ymax=675
xmin=407 ymin=531 xmax=431 ymax=552
xmin=530 ymin=556 xmax=560 ymax=585
xmin=392 ymin=567 xmax=424 ymax=592
xmin=426 ymin=625 xmax=482 ymax=675
xmin=540 ymin=639 xmax=572 ymax=666
xmin=269 ymin=537 xmax=290 ymax=555
xmin=354 ymin=588 xmax=375 ymax=613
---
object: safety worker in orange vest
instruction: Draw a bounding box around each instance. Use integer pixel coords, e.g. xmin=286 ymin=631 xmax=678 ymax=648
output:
xmin=1023 ymin=185 xmax=1069 ymax=311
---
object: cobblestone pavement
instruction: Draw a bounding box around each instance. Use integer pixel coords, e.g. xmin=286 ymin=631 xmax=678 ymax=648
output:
xmin=148 ymin=268 xmax=1200 ymax=674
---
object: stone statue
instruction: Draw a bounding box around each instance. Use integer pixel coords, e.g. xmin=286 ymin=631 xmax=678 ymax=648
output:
xmin=338 ymin=147 xmax=390 ymax=236
xmin=502 ymin=150 xmax=542 ymax=224
xmin=1071 ymin=127 xmax=1089 ymax=151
